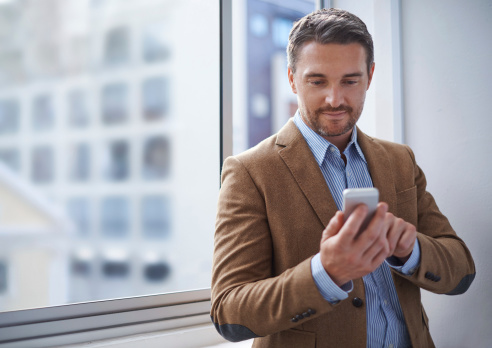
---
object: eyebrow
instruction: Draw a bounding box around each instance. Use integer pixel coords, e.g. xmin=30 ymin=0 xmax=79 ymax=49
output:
xmin=304 ymin=72 xmax=364 ymax=79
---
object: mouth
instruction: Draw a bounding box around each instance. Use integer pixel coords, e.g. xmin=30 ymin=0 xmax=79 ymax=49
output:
xmin=320 ymin=110 xmax=347 ymax=118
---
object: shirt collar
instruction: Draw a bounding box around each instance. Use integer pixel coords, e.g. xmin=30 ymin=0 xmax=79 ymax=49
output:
xmin=293 ymin=110 xmax=367 ymax=165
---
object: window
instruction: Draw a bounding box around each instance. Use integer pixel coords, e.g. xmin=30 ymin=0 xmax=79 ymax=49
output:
xmin=102 ymin=140 xmax=129 ymax=181
xmin=68 ymin=89 xmax=90 ymax=128
xmin=32 ymin=95 xmax=55 ymax=131
xmin=142 ymin=136 xmax=170 ymax=180
xmin=31 ymin=146 xmax=54 ymax=183
xmin=101 ymin=83 xmax=128 ymax=125
xmin=0 ymin=99 xmax=19 ymax=134
xmin=69 ymin=143 xmax=91 ymax=181
xmin=100 ymin=197 xmax=129 ymax=238
xmin=142 ymin=77 xmax=169 ymax=120
xmin=142 ymin=21 xmax=171 ymax=63
xmin=104 ymin=27 xmax=129 ymax=66
xmin=0 ymin=148 xmax=20 ymax=172
xmin=141 ymin=195 xmax=171 ymax=238
xmin=67 ymin=197 xmax=91 ymax=236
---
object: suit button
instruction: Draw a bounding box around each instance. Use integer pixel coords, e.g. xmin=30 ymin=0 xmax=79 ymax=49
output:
xmin=307 ymin=309 xmax=316 ymax=315
xmin=295 ymin=314 xmax=304 ymax=321
xmin=303 ymin=311 xmax=310 ymax=317
xmin=435 ymin=275 xmax=441 ymax=282
xmin=425 ymin=271 xmax=433 ymax=279
xmin=352 ymin=297 xmax=363 ymax=308
xmin=291 ymin=317 xmax=298 ymax=323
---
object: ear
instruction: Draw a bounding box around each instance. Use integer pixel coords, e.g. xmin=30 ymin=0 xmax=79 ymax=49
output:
xmin=366 ymin=62 xmax=375 ymax=90
xmin=288 ymin=67 xmax=297 ymax=94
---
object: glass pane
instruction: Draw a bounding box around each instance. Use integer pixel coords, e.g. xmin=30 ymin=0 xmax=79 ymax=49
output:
xmin=69 ymin=143 xmax=91 ymax=181
xmin=32 ymin=95 xmax=55 ymax=131
xmin=0 ymin=0 xmax=219 ymax=313
xmin=104 ymin=27 xmax=129 ymax=66
xmin=0 ymin=148 xmax=20 ymax=172
xmin=141 ymin=195 xmax=171 ymax=238
xmin=101 ymin=83 xmax=128 ymax=125
xmin=233 ymin=0 xmax=315 ymax=154
xmin=68 ymin=89 xmax=89 ymax=127
xmin=103 ymin=140 xmax=129 ymax=181
xmin=142 ymin=21 xmax=170 ymax=63
xmin=67 ymin=198 xmax=91 ymax=236
xmin=101 ymin=197 xmax=129 ymax=238
xmin=142 ymin=77 xmax=168 ymax=120
xmin=0 ymin=99 xmax=20 ymax=134
xmin=31 ymin=146 xmax=54 ymax=183
xmin=142 ymin=136 xmax=170 ymax=180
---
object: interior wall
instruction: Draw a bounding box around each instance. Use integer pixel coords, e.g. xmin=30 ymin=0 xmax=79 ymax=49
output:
xmin=401 ymin=0 xmax=492 ymax=346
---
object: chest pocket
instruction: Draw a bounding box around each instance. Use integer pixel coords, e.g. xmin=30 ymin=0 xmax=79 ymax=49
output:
xmin=396 ymin=186 xmax=418 ymax=226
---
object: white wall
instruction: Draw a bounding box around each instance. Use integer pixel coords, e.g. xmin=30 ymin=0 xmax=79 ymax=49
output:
xmin=401 ymin=0 xmax=492 ymax=346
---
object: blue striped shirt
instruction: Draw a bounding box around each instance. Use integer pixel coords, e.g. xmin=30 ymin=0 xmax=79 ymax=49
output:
xmin=293 ymin=112 xmax=420 ymax=348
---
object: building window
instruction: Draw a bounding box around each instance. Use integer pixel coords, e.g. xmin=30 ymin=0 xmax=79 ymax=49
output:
xmin=142 ymin=77 xmax=168 ymax=120
xmin=141 ymin=196 xmax=171 ymax=238
xmin=67 ymin=198 xmax=91 ymax=236
xmin=101 ymin=197 xmax=130 ymax=238
xmin=143 ymin=260 xmax=171 ymax=282
xmin=31 ymin=146 xmax=54 ymax=183
xmin=104 ymin=27 xmax=129 ymax=66
xmin=101 ymin=83 xmax=128 ymax=125
xmin=142 ymin=21 xmax=170 ymax=63
xmin=69 ymin=143 xmax=91 ymax=181
xmin=142 ymin=136 xmax=170 ymax=180
xmin=0 ymin=99 xmax=20 ymax=134
xmin=32 ymin=95 xmax=55 ymax=131
xmin=103 ymin=140 xmax=129 ymax=181
xmin=0 ymin=148 xmax=20 ymax=172
xmin=68 ymin=89 xmax=89 ymax=128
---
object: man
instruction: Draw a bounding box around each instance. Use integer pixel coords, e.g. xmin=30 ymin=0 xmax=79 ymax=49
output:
xmin=211 ymin=8 xmax=475 ymax=347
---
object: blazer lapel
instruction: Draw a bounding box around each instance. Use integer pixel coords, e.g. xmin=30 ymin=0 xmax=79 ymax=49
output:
xmin=357 ymin=128 xmax=397 ymax=214
xmin=276 ymin=120 xmax=338 ymax=227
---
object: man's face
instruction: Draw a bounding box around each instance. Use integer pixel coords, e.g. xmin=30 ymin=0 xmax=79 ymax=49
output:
xmin=288 ymin=42 xmax=374 ymax=143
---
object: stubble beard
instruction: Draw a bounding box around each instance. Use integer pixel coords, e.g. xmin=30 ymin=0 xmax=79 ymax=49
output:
xmin=301 ymin=104 xmax=363 ymax=138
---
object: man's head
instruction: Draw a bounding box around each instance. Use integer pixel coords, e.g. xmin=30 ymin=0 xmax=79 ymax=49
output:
xmin=287 ymin=8 xmax=374 ymax=75
xmin=287 ymin=9 xmax=375 ymax=149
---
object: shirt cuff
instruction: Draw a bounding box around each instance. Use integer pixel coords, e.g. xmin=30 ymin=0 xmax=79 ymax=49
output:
xmin=311 ymin=253 xmax=353 ymax=304
xmin=386 ymin=239 xmax=421 ymax=275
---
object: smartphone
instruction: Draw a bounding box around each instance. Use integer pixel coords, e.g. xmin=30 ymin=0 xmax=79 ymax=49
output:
xmin=342 ymin=188 xmax=379 ymax=234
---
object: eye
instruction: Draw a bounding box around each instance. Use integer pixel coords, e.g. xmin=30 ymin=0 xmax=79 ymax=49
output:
xmin=343 ymin=80 xmax=358 ymax=86
xmin=309 ymin=80 xmax=324 ymax=86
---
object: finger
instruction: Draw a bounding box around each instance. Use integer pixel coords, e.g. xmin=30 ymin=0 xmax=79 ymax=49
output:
xmin=385 ymin=215 xmax=403 ymax=255
xmin=353 ymin=203 xmax=388 ymax=251
xmin=394 ymin=225 xmax=417 ymax=257
xmin=321 ymin=211 xmax=344 ymax=243
xmin=338 ymin=204 xmax=368 ymax=243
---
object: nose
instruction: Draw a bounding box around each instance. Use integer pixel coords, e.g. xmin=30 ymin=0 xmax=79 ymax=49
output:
xmin=324 ymin=86 xmax=343 ymax=108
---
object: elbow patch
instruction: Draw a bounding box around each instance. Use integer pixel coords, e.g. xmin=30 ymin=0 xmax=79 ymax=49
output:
xmin=211 ymin=316 xmax=260 ymax=342
xmin=446 ymin=273 xmax=476 ymax=295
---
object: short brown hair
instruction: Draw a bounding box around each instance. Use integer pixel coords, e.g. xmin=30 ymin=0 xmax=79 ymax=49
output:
xmin=287 ymin=8 xmax=374 ymax=74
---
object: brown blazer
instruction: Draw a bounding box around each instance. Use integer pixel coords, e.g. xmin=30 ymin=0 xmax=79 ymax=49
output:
xmin=211 ymin=120 xmax=475 ymax=347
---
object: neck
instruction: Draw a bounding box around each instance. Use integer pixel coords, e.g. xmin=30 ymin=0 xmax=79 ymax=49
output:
xmin=323 ymin=130 xmax=353 ymax=153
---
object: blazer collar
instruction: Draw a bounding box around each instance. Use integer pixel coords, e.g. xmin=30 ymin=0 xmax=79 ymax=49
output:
xmin=275 ymin=120 xmax=397 ymax=225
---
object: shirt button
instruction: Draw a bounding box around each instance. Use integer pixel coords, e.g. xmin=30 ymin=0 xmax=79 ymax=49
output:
xmin=330 ymin=147 xmax=336 ymax=153
xmin=384 ymin=300 xmax=388 ymax=305
xmin=388 ymin=344 xmax=394 ymax=348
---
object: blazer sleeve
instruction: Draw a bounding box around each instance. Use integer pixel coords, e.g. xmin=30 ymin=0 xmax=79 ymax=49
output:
xmin=397 ymin=146 xmax=476 ymax=295
xmin=210 ymin=156 xmax=334 ymax=342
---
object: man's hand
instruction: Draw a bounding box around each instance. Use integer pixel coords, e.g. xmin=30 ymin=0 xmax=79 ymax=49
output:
xmin=319 ymin=202 xmax=418 ymax=286
xmin=319 ymin=203 xmax=391 ymax=286
xmin=383 ymin=211 xmax=417 ymax=263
